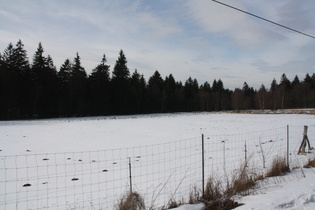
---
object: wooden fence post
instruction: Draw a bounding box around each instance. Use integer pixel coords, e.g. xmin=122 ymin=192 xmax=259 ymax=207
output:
xmin=298 ymin=125 xmax=312 ymax=154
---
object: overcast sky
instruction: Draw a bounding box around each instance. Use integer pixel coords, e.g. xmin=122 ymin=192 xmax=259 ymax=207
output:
xmin=1 ymin=0 xmax=315 ymax=89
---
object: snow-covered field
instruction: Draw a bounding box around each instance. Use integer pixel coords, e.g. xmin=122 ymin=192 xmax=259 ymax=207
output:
xmin=0 ymin=111 xmax=315 ymax=209
xmin=1 ymin=112 xmax=314 ymax=155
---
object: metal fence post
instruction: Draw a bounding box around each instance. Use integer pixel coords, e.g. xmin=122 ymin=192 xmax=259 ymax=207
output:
xmin=202 ymin=134 xmax=205 ymax=198
xmin=287 ymin=125 xmax=290 ymax=169
xmin=245 ymin=141 xmax=247 ymax=165
xmin=129 ymin=157 xmax=132 ymax=193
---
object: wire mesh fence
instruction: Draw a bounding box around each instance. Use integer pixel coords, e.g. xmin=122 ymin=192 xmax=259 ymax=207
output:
xmin=0 ymin=125 xmax=314 ymax=210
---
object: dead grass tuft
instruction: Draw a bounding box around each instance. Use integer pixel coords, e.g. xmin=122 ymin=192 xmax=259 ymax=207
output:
xmin=115 ymin=192 xmax=145 ymax=210
xmin=225 ymin=164 xmax=256 ymax=196
xmin=189 ymin=185 xmax=201 ymax=204
xmin=202 ymin=176 xmax=244 ymax=209
xmin=303 ymin=158 xmax=315 ymax=168
xmin=203 ymin=176 xmax=223 ymax=202
xmin=266 ymin=156 xmax=290 ymax=177
xmin=161 ymin=198 xmax=185 ymax=210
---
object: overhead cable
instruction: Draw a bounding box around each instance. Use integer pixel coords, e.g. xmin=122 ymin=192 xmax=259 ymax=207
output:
xmin=211 ymin=0 xmax=315 ymax=39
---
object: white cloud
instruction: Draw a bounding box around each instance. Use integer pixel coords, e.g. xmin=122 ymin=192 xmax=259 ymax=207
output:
xmin=1 ymin=0 xmax=315 ymax=89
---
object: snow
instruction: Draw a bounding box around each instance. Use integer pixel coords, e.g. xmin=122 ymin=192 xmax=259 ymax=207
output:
xmin=170 ymin=167 xmax=315 ymax=210
xmin=236 ymin=167 xmax=315 ymax=210
xmin=1 ymin=112 xmax=314 ymax=155
xmin=0 ymin=111 xmax=315 ymax=210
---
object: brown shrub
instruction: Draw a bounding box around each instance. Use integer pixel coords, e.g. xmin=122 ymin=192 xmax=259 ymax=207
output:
xmin=203 ymin=176 xmax=223 ymax=202
xmin=266 ymin=156 xmax=290 ymax=177
xmin=226 ymin=165 xmax=256 ymax=196
xmin=116 ymin=192 xmax=145 ymax=210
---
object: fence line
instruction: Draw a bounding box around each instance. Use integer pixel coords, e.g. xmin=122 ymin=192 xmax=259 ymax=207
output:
xmin=0 ymin=125 xmax=314 ymax=210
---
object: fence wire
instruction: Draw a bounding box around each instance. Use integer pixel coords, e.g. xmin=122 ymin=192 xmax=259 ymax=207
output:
xmin=0 ymin=125 xmax=314 ymax=210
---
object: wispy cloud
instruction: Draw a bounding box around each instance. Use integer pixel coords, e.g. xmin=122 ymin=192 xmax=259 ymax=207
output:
xmin=184 ymin=0 xmax=284 ymax=48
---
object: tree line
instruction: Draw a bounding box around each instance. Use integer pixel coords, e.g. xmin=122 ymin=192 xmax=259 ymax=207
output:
xmin=0 ymin=40 xmax=315 ymax=120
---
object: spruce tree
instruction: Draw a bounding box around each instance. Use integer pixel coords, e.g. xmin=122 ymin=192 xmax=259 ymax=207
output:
xmin=13 ymin=40 xmax=31 ymax=118
xmin=148 ymin=70 xmax=164 ymax=113
xmin=0 ymin=41 xmax=31 ymax=119
xmin=112 ymin=50 xmax=130 ymax=81
xmin=291 ymin=75 xmax=302 ymax=108
xmin=111 ymin=50 xmax=131 ymax=114
xmin=291 ymin=75 xmax=300 ymax=87
xmin=279 ymin=73 xmax=291 ymax=109
xmin=58 ymin=59 xmax=72 ymax=84
xmin=130 ymin=69 xmax=147 ymax=114
xmin=304 ymin=73 xmax=313 ymax=87
xmin=184 ymin=77 xmax=198 ymax=111
xmin=58 ymin=58 xmax=72 ymax=116
xmin=0 ymin=44 xmax=14 ymax=119
xmin=89 ymin=54 xmax=111 ymax=115
xmin=257 ymin=84 xmax=266 ymax=110
xmin=31 ymin=43 xmax=58 ymax=118
xmin=164 ymin=74 xmax=177 ymax=112
xmin=69 ymin=53 xmax=88 ymax=116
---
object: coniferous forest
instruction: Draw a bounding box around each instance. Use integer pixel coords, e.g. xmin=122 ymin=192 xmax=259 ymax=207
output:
xmin=1 ymin=40 xmax=315 ymax=120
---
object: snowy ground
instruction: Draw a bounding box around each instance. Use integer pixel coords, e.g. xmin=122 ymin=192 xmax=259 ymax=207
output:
xmin=1 ymin=111 xmax=315 ymax=209
xmin=1 ymin=111 xmax=314 ymax=155
xmin=172 ymin=167 xmax=315 ymax=210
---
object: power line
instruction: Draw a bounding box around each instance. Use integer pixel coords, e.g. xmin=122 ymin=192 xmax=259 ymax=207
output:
xmin=211 ymin=0 xmax=315 ymax=39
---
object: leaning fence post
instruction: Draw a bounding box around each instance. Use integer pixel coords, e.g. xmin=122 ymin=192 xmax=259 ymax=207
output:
xmin=287 ymin=125 xmax=290 ymax=169
xmin=129 ymin=157 xmax=132 ymax=193
xmin=298 ymin=125 xmax=312 ymax=154
xmin=202 ymin=134 xmax=205 ymax=198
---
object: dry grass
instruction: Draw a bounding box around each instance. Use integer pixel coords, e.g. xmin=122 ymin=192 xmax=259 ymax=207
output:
xmin=161 ymin=198 xmax=185 ymax=210
xmin=115 ymin=192 xmax=145 ymax=210
xmin=203 ymin=176 xmax=223 ymax=202
xmin=254 ymin=174 xmax=264 ymax=182
xmin=189 ymin=185 xmax=201 ymax=204
xmin=225 ymin=164 xmax=256 ymax=197
xmin=266 ymin=156 xmax=290 ymax=177
xmin=116 ymin=156 xmax=297 ymax=210
xmin=303 ymin=158 xmax=315 ymax=168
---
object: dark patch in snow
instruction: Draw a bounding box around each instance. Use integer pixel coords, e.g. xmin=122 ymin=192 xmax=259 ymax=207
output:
xmin=43 ymin=158 xmax=49 ymax=161
xmin=71 ymin=178 xmax=79 ymax=181
xmin=102 ymin=169 xmax=108 ymax=172
xmin=23 ymin=183 xmax=31 ymax=187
